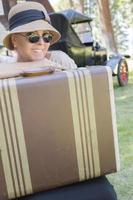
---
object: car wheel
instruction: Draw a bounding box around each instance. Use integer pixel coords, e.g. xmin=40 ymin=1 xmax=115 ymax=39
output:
xmin=117 ymin=59 xmax=128 ymax=86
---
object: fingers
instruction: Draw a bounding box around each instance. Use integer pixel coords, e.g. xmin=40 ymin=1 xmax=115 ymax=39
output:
xmin=0 ymin=71 xmax=22 ymax=79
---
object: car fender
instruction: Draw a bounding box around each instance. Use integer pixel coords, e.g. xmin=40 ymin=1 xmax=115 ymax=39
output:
xmin=106 ymin=55 xmax=123 ymax=75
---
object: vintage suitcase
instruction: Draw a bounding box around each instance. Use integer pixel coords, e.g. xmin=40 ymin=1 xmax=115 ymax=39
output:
xmin=0 ymin=66 xmax=120 ymax=200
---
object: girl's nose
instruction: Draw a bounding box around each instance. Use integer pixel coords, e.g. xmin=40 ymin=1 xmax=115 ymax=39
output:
xmin=37 ymin=36 xmax=45 ymax=44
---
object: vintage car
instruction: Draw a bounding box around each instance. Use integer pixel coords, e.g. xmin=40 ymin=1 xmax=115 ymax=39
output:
xmin=49 ymin=9 xmax=129 ymax=87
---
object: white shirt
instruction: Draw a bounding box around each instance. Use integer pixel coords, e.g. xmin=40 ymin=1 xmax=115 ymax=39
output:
xmin=48 ymin=50 xmax=77 ymax=70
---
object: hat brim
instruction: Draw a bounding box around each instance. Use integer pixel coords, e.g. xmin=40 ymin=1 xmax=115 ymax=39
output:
xmin=3 ymin=20 xmax=61 ymax=50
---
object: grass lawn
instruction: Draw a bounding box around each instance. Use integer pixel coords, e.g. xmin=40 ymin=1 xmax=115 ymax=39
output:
xmin=107 ymin=70 xmax=133 ymax=200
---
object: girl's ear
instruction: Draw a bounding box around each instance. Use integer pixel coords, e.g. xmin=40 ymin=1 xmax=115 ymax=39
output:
xmin=11 ymin=34 xmax=17 ymax=48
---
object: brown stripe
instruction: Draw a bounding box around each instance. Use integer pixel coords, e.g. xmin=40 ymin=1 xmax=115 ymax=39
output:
xmin=79 ymin=69 xmax=94 ymax=178
xmin=65 ymin=71 xmax=85 ymax=180
xmin=7 ymin=80 xmax=26 ymax=195
xmin=77 ymin=70 xmax=90 ymax=178
xmin=0 ymin=81 xmax=17 ymax=197
xmin=90 ymin=66 xmax=117 ymax=174
xmin=8 ymin=78 xmax=33 ymax=195
xmin=0 ymin=80 xmax=15 ymax=198
xmin=0 ymin=152 xmax=8 ymax=200
xmin=3 ymin=80 xmax=21 ymax=196
xmin=80 ymin=68 xmax=100 ymax=177
xmin=106 ymin=68 xmax=120 ymax=170
xmin=16 ymin=73 xmax=79 ymax=190
xmin=73 ymin=71 xmax=86 ymax=178
xmin=66 ymin=69 xmax=101 ymax=179
xmin=82 ymin=69 xmax=95 ymax=178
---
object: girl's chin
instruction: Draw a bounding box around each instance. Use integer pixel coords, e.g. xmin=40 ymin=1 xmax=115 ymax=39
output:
xmin=18 ymin=54 xmax=45 ymax=62
xmin=31 ymin=56 xmax=44 ymax=61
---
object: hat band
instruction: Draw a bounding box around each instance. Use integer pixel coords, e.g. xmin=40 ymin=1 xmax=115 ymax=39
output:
xmin=9 ymin=9 xmax=48 ymax=30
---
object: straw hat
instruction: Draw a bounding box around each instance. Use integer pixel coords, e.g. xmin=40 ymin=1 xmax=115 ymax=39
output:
xmin=3 ymin=2 xmax=61 ymax=50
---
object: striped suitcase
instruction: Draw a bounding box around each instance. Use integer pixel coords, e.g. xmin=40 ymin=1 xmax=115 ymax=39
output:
xmin=0 ymin=66 xmax=120 ymax=199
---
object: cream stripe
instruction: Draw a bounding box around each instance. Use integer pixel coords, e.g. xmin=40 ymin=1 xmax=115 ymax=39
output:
xmin=65 ymin=71 xmax=85 ymax=181
xmin=0 ymin=114 xmax=15 ymax=199
xmin=82 ymin=68 xmax=101 ymax=177
xmin=8 ymin=78 xmax=33 ymax=194
xmin=76 ymin=70 xmax=90 ymax=178
xmin=74 ymin=71 xmax=86 ymax=177
xmin=0 ymin=80 xmax=20 ymax=197
xmin=106 ymin=67 xmax=120 ymax=171
xmin=4 ymin=79 xmax=25 ymax=196
xmin=78 ymin=69 xmax=94 ymax=178
xmin=0 ymin=80 xmax=16 ymax=199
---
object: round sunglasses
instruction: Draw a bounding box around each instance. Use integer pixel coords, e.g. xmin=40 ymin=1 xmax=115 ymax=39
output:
xmin=18 ymin=32 xmax=53 ymax=43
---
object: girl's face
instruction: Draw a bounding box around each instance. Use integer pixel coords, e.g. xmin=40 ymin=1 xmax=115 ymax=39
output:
xmin=11 ymin=30 xmax=52 ymax=62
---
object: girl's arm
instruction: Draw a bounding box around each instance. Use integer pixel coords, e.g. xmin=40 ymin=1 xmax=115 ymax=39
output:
xmin=0 ymin=51 xmax=77 ymax=79
xmin=0 ymin=58 xmax=63 ymax=79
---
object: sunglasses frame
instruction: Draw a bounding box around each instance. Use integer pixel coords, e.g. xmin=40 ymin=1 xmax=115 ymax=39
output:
xmin=18 ymin=32 xmax=53 ymax=43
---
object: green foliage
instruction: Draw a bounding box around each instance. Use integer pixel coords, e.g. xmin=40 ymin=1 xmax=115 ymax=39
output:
xmin=111 ymin=0 xmax=133 ymax=26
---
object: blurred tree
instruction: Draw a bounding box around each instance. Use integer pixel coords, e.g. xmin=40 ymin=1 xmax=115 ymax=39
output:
xmin=0 ymin=0 xmax=54 ymax=30
xmin=2 ymin=0 xmax=10 ymax=16
xmin=9 ymin=0 xmax=17 ymax=7
xmin=79 ymin=0 xmax=84 ymax=12
xmin=68 ymin=0 xmax=75 ymax=8
xmin=0 ymin=0 xmax=132 ymax=53
xmin=27 ymin=0 xmax=54 ymax=13
xmin=0 ymin=0 xmax=10 ymax=29
xmin=96 ymin=0 xmax=117 ymax=54
xmin=53 ymin=0 xmax=72 ymax=11
xmin=53 ymin=0 xmax=132 ymax=54
xmin=110 ymin=0 xmax=133 ymax=53
xmin=52 ymin=0 xmax=117 ymax=53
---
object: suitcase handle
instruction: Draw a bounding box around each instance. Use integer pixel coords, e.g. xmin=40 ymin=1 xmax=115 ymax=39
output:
xmin=22 ymin=67 xmax=55 ymax=77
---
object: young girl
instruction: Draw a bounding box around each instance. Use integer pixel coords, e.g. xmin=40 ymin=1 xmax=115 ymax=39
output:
xmin=1 ymin=2 xmax=117 ymax=200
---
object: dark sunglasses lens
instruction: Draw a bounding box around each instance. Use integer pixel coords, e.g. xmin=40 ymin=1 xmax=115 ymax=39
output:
xmin=43 ymin=33 xmax=53 ymax=43
xmin=28 ymin=35 xmax=40 ymax=43
xmin=27 ymin=33 xmax=53 ymax=43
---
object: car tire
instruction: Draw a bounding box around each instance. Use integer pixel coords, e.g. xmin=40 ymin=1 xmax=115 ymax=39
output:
xmin=117 ymin=58 xmax=128 ymax=86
